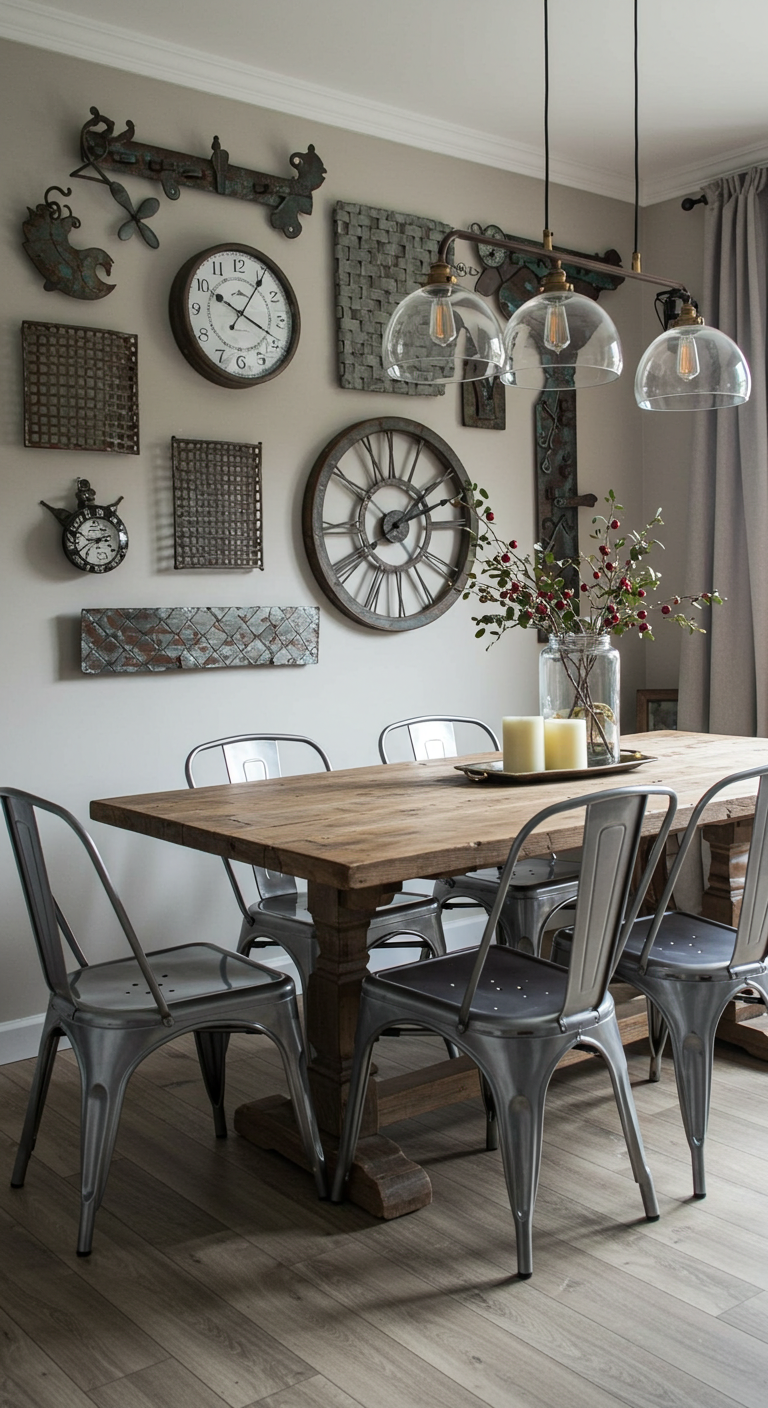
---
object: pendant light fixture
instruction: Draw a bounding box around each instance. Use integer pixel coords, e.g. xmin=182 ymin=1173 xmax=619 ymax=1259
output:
xmin=501 ymin=0 xmax=622 ymax=390
xmin=382 ymin=0 xmax=750 ymax=411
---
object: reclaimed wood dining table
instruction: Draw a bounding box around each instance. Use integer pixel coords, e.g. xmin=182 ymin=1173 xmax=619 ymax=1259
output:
xmin=91 ymin=729 xmax=768 ymax=1218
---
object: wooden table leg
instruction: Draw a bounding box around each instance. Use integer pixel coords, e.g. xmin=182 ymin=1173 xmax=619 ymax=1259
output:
xmin=234 ymin=880 xmax=435 ymax=1218
xmin=702 ymin=818 xmax=753 ymax=926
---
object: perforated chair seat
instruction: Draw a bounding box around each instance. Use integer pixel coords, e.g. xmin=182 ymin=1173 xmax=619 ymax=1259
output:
xmin=619 ymin=911 xmax=747 ymax=977
xmin=68 ymin=943 xmax=288 ymax=1023
xmin=374 ymin=946 xmax=572 ymax=1032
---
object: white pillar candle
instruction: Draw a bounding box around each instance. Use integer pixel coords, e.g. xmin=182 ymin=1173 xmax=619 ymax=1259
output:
xmin=502 ymin=716 xmax=545 ymax=773
xmin=544 ymin=717 xmax=588 ymax=771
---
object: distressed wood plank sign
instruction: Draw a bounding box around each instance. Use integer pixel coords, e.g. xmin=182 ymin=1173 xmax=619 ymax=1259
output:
xmin=81 ymin=606 xmax=319 ymax=673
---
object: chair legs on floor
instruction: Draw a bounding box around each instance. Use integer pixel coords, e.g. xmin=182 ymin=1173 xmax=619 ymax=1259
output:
xmin=194 ymin=1029 xmax=231 ymax=1138
xmin=266 ymin=1001 xmax=328 ymax=1200
xmin=75 ymin=1029 xmax=140 ymax=1256
xmin=646 ymin=998 xmax=668 ymax=1083
xmin=586 ymin=1015 xmax=659 ymax=1220
xmin=11 ymin=1012 xmax=61 ymax=1190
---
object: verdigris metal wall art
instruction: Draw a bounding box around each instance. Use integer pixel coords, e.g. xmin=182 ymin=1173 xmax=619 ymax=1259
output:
xmin=71 ymin=108 xmax=326 ymax=244
xmin=172 ymin=437 xmax=263 ymax=570
xmin=22 ymin=186 xmax=114 ymax=299
xmin=534 ymin=388 xmax=597 ymax=639
xmin=462 ymin=377 xmax=505 ymax=430
xmin=333 ymin=201 xmax=451 ymax=396
xmin=81 ymin=606 xmax=319 ymax=673
xmin=470 ymin=221 xmax=624 ymax=317
xmin=22 ymin=321 xmax=139 ymax=453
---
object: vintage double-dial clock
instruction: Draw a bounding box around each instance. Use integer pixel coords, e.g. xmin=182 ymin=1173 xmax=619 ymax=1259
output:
xmin=41 ymin=478 xmax=129 ymax=573
xmin=168 ymin=243 xmax=300 ymax=388
xmin=302 ymin=417 xmax=477 ymax=631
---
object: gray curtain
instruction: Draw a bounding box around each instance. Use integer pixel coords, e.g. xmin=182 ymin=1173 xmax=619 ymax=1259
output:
xmin=678 ymin=167 xmax=768 ymax=736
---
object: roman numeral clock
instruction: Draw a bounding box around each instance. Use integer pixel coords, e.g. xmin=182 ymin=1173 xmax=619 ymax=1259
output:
xmin=302 ymin=417 xmax=477 ymax=631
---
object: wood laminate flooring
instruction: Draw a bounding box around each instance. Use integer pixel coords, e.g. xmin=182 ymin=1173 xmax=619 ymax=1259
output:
xmin=0 ymin=1026 xmax=767 ymax=1408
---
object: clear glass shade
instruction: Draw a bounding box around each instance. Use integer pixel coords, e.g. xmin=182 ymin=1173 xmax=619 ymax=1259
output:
xmin=383 ymin=284 xmax=506 ymax=384
xmin=634 ymin=324 xmax=752 ymax=410
xmin=501 ymin=290 xmax=623 ymax=389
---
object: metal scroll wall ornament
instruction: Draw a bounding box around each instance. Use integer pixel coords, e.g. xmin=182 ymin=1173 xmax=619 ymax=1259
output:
xmin=470 ymin=221 xmax=624 ymax=317
xmin=22 ymin=187 xmax=114 ymax=299
xmin=71 ymin=109 xmax=326 ymax=244
xmin=81 ymin=607 xmax=319 ymax=673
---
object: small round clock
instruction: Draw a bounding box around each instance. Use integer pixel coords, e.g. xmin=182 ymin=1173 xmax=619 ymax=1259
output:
xmin=168 ymin=243 xmax=301 ymax=388
xmin=41 ymin=478 xmax=129 ymax=574
xmin=302 ymin=417 xmax=477 ymax=632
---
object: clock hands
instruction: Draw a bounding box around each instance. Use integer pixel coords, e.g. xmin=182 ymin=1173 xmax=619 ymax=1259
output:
xmin=214 ymin=292 xmax=280 ymax=341
xmin=228 ymin=270 xmax=266 ymax=330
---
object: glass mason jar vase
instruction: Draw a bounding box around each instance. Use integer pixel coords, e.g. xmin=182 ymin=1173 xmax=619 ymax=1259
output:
xmin=539 ymin=633 xmax=620 ymax=766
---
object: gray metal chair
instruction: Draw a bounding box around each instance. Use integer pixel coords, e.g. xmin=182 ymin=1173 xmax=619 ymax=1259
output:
xmin=614 ymin=763 xmax=768 ymax=1199
xmin=378 ymin=715 xmax=581 ymax=952
xmin=184 ymin=734 xmax=448 ymax=999
xmin=332 ymin=784 xmax=677 ymax=1278
xmin=1 ymin=787 xmax=327 ymax=1257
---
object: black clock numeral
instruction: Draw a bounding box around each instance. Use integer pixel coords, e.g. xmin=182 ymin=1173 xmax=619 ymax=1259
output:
xmin=406 ymin=562 xmax=435 ymax=607
xmin=359 ymin=435 xmax=385 ymax=483
xmin=191 ymin=302 xmax=201 ymax=315
xmin=331 ymin=466 xmax=367 ymax=501
xmin=211 ymin=260 xmax=223 ymax=276
xmin=276 ymin=315 xmax=286 ymax=328
xmin=198 ymin=328 xmax=209 ymax=342
xmin=333 ymin=543 xmax=372 ymax=584
xmin=269 ymin=290 xmax=279 ymax=302
xmin=363 ymin=569 xmax=385 ymax=612
xmin=195 ymin=278 xmax=210 ymax=292
xmin=215 ymin=348 xmax=225 ymax=362
xmin=322 ymin=517 xmax=361 ymax=534
xmin=233 ymin=257 xmax=245 ymax=272
xmin=422 ymin=549 xmax=459 ymax=583
xmin=405 ymin=438 xmax=425 ymax=484
xmin=236 ymin=356 xmax=247 ymax=370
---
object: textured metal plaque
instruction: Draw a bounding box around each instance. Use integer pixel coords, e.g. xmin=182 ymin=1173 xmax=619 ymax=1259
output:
xmin=22 ymin=321 xmax=139 ymax=453
xmin=81 ymin=606 xmax=318 ymax=673
xmin=333 ymin=201 xmax=450 ymax=396
xmin=171 ymin=437 xmax=263 ymax=569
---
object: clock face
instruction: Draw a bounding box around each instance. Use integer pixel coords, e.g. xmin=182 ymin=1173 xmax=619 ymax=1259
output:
xmin=169 ymin=244 xmax=300 ymax=388
xmin=302 ymin=418 xmax=477 ymax=632
xmin=63 ymin=507 xmax=129 ymax=573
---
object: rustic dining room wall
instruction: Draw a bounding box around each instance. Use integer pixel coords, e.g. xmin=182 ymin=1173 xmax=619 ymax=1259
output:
xmin=0 ymin=35 xmax=696 ymax=1051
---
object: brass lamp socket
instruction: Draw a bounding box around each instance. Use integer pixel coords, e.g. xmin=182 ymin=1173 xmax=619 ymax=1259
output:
xmin=672 ymin=301 xmax=704 ymax=329
xmin=425 ymin=261 xmax=456 ymax=288
xmin=540 ymin=262 xmax=573 ymax=295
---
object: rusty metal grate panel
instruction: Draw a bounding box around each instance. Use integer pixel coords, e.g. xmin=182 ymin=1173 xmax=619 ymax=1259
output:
xmin=171 ymin=437 xmax=263 ymax=569
xmin=333 ymin=201 xmax=450 ymax=396
xmin=22 ymin=321 xmax=139 ymax=453
xmin=81 ymin=606 xmax=319 ymax=673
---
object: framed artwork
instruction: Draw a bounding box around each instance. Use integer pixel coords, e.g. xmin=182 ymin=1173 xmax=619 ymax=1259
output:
xmin=636 ymin=688 xmax=679 ymax=733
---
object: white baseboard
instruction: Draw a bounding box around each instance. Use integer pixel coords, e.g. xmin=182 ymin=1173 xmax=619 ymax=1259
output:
xmin=0 ymin=913 xmax=486 ymax=1067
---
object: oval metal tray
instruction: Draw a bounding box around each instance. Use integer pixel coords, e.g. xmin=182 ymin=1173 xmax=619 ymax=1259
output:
xmin=455 ymin=750 xmax=656 ymax=785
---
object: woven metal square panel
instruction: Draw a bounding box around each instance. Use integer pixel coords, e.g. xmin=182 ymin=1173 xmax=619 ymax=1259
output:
xmin=171 ymin=437 xmax=263 ymax=569
xmin=81 ymin=606 xmax=319 ymax=673
xmin=22 ymin=321 xmax=139 ymax=453
xmin=334 ymin=201 xmax=450 ymax=396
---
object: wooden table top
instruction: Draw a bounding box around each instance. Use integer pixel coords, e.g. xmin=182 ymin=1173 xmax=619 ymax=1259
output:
xmin=90 ymin=731 xmax=768 ymax=893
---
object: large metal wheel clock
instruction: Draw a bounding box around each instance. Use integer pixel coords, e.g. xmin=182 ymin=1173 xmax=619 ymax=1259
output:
xmin=302 ymin=417 xmax=477 ymax=632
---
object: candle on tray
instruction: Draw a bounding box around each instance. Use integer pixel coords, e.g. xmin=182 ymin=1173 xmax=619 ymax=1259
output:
xmin=544 ymin=717 xmax=588 ymax=771
xmin=502 ymin=716 xmax=545 ymax=773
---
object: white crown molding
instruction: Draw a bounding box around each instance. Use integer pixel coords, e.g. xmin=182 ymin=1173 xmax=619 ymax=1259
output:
xmin=1 ymin=0 xmax=763 ymax=209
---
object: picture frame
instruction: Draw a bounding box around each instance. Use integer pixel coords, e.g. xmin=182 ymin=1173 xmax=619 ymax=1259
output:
xmin=636 ymin=688 xmax=679 ymax=733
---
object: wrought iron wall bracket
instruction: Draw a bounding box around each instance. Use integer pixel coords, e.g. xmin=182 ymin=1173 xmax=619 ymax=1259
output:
xmin=71 ymin=108 xmax=326 ymax=241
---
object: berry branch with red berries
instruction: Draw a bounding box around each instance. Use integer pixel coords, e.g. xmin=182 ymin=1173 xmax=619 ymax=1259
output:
xmin=464 ymin=489 xmax=723 ymax=644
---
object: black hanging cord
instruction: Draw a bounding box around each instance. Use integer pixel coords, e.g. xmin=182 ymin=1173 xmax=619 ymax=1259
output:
xmin=544 ymin=0 xmax=550 ymax=232
xmin=634 ymin=0 xmax=639 ymax=255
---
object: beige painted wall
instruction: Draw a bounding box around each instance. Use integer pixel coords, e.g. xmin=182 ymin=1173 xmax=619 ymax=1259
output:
xmin=0 ymin=37 xmax=693 ymax=1039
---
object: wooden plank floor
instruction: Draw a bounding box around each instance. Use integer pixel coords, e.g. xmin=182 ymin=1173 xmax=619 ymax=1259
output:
xmin=1 ymin=1026 xmax=767 ymax=1408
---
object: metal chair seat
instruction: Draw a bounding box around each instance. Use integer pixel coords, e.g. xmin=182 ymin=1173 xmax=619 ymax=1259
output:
xmin=1 ymin=788 xmax=327 ymax=1258
xmin=613 ymin=763 xmax=768 ymax=1198
xmin=372 ymin=945 xmax=572 ymax=1032
xmin=378 ymin=716 xmax=580 ymax=952
xmin=619 ymin=910 xmax=745 ymax=976
xmin=333 ymin=783 xmax=677 ymax=1278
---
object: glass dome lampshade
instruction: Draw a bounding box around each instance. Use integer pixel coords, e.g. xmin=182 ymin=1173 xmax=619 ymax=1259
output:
xmin=383 ymin=263 xmax=506 ymax=384
xmin=635 ymin=305 xmax=751 ymax=410
xmin=501 ymin=264 xmax=623 ymax=389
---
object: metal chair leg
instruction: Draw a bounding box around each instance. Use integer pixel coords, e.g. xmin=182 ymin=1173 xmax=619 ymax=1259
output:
xmin=11 ymin=1011 xmax=61 ymax=1189
xmin=646 ymin=998 xmax=668 ymax=1083
xmin=194 ymin=1030 xmax=230 ymax=1138
xmin=74 ymin=1030 xmax=139 ymax=1256
xmin=266 ymin=1001 xmax=328 ymax=1199
xmin=588 ymin=1014 xmax=659 ymax=1220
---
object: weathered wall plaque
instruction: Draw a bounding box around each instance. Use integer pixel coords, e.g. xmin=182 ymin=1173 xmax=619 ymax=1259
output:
xmin=333 ymin=201 xmax=450 ymax=396
xmin=171 ymin=437 xmax=263 ymax=570
xmin=22 ymin=321 xmax=139 ymax=453
xmin=81 ymin=606 xmax=318 ymax=673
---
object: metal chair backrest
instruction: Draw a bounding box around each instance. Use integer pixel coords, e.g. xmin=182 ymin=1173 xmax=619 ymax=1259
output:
xmin=379 ymin=715 xmax=500 ymax=764
xmin=0 ymin=788 xmax=171 ymax=1023
xmin=456 ymin=785 xmax=677 ymax=1032
xmin=184 ymin=733 xmax=332 ymax=902
xmin=634 ymin=764 xmax=768 ymax=975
